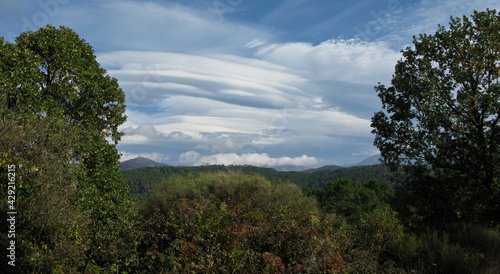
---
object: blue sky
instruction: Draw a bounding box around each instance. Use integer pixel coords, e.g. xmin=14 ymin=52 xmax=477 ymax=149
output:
xmin=2 ymin=0 xmax=499 ymax=167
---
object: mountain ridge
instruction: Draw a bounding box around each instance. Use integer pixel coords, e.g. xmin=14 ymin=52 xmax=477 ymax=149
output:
xmin=344 ymin=154 xmax=382 ymax=167
xmin=120 ymin=155 xmax=383 ymax=171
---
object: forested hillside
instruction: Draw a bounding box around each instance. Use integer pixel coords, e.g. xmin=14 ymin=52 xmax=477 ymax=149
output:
xmin=123 ymin=164 xmax=390 ymax=199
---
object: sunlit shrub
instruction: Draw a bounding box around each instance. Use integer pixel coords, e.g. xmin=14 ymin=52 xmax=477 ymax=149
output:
xmin=358 ymin=205 xmax=405 ymax=251
xmin=135 ymin=172 xmax=352 ymax=272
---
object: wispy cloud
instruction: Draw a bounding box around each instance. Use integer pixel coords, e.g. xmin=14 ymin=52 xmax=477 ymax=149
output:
xmin=100 ymin=48 xmax=375 ymax=166
xmin=254 ymin=39 xmax=401 ymax=85
xmin=58 ymin=1 xmax=273 ymax=54
xmin=4 ymin=0 xmax=496 ymax=166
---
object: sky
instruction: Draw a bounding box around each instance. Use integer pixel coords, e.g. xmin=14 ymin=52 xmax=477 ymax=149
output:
xmin=1 ymin=0 xmax=499 ymax=168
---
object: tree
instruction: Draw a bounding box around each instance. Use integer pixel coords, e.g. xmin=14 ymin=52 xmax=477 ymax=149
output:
xmin=0 ymin=115 xmax=86 ymax=272
xmin=5 ymin=25 xmax=126 ymax=141
xmin=371 ymin=10 xmax=500 ymax=224
xmin=305 ymin=178 xmax=393 ymax=222
xmin=0 ymin=25 xmax=134 ymax=271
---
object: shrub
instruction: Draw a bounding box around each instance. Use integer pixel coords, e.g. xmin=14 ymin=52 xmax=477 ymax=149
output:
xmin=394 ymin=223 xmax=500 ymax=274
xmin=133 ymin=172 xmax=351 ymax=273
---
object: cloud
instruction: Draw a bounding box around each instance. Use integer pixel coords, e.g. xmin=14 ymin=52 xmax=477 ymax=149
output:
xmin=197 ymin=135 xmax=254 ymax=153
xmin=190 ymin=153 xmax=318 ymax=167
xmin=254 ymin=39 xmax=401 ymax=85
xmin=100 ymin=48 xmax=377 ymax=167
xmin=120 ymin=123 xmax=193 ymax=145
xmin=179 ymin=151 xmax=201 ymax=164
xmin=122 ymin=124 xmax=164 ymax=140
xmin=98 ymin=51 xmax=308 ymax=108
xmin=58 ymin=0 xmax=272 ymax=54
xmin=120 ymin=151 xmax=169 ymax=163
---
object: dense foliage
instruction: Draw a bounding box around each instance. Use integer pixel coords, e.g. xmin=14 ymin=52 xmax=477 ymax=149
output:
xmin=304 ymin=178 xmax=394 ymax=221
xmin=123 ymin=164 xmax=390 ymax=199
xmin=128 ymin=172 xmax=409 ymax=273
xmin=0 ymin=25 xmax=133 ymax=272
xmin=371 ymin=9 xmax=500 ymax=225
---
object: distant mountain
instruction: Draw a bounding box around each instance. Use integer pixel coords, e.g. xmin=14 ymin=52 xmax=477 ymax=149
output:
xmin=302 ymin=165 xmax=344 ymax=173
xmin=345 ymin=155 xmax=382 ymax=167
xmin=120 ymin=157 xmax=169 ymax=170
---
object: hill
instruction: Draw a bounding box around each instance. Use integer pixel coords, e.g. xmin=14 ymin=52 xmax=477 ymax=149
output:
xmin=302 ymin=165 xmax=344 ymax=173
xmin=344 ymin=154 xmax=382 ymax=167
xmin=120 ymin=157 xmax=169 ymax=170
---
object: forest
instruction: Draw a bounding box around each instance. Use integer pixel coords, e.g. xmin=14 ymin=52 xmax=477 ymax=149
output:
xmin=123 ymin=164 xmax=390 ymax=199
xmin=1 ymin=10 xmax=500 ymax=274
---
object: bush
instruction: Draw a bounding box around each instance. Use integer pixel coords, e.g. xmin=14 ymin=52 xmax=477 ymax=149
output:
xmin=306 ymin=178 xmax=394 ymax=222
xmin=133 ymin=172 xmax=352 ymax=273
xmin=391 ymin=223 xmax=500 ymax=274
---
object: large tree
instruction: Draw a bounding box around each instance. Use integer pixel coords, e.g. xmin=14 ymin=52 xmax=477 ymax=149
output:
xmin=0 ymin=26 xmax=134 ymax=271
xmin=371 ymin=10 xmax=500 ymax=224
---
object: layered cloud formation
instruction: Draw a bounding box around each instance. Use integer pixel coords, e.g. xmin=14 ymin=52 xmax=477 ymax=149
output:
xmin=97 ymin=48 xmax=379 ymax=166
xmin=2 ymin=0 xmax=499 ymax=167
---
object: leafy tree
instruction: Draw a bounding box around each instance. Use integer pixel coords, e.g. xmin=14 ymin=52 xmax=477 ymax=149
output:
xmin=371 ymin=10 xmax=500 ymax=223
xmin=305 ymin=178 xmax=393 ymax=222
xmin=0 ymin=115 xmax=86 ymax=272
xmin=1 ymin=25 xmax=134 ymax=271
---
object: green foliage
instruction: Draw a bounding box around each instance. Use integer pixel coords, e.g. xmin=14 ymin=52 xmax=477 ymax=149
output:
xmin=0 ymin=114 xmax=86 ymax=272
xmin=306 ymin=165 xmax=390 ymax=189
xmin=358 ymin=205 xmax=405 ymax=251
xmin=123 ymin=164 xmax=390 ymax=200
xmin=408 ymin=223 xmax=500 ymax=274
xmin=132 ymin=172 xmax=352 ymax=272
xmin=123 ymin=172 xmax=414 ymax=273
xmin=371 ymin=9 xmax=500 ymax=224
xmin=11 ymin=25 xmax=126 ymax=142
xmin=1 ymin=25 xmax=134 ymax=272
xmin=305 ymin=178 xmax=394 ymax=222
xmin=150 ymin=172 xmax=319 ymax=214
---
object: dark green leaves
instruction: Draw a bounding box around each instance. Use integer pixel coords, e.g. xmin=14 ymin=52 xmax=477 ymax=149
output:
xmin=372 ymin=9 xmax=500 ymax=223
xmin=1 ymin=25 xmax=132 ymax=271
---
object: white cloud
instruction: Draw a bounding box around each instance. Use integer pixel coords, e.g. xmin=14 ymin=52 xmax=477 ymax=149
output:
xmin=101 ymin=48 xmax=376 ymax=165
xmin=122 ymin=124 xmax=164 ymax=140
xmin=255 ymin=39 xmax=401 ymax=85
xmin=179 ymin=151 xmax=201 ymax=164
xmin=98 ymin=51 xmax=308 ymax=108
xmin=245 ymin=39 xmax=267 ymax=49
xmin=197 ymin=135 xmax=254 ymax=153
xmin=120 ymin=123 xmax=194 ymax=145
xmin=192 ymin=153 xmax=318 ymax=167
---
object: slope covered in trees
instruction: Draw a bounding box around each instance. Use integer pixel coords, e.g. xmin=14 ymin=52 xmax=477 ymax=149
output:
xmin=123 ymin=164 xmax=390 ymax=199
